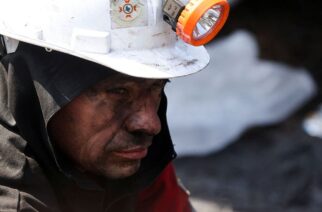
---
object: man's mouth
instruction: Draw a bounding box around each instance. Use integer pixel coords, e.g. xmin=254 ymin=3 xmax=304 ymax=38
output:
xmin=113 ymin=147 xmax=148 ymax=160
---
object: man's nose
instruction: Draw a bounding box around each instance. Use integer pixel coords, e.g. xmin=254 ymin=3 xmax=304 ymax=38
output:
xmin=125 ymin=97 xmax=161 ymax=136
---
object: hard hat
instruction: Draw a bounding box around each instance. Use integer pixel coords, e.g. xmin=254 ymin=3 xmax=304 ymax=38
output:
xmin=0 ymin=0 xmax=228 ymax=79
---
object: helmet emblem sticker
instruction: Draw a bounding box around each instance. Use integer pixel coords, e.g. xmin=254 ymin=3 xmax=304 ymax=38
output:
xmin=111 ymin=0 xmax=148 ymax=29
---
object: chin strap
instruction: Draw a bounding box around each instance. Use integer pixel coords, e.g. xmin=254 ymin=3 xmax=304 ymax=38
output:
xmin=0 ymin=35 xmax=7 ymax=60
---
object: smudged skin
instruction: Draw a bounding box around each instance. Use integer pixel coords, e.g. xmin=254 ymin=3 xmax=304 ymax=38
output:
xmin=48 ymin=73 xmax=167 ymax=179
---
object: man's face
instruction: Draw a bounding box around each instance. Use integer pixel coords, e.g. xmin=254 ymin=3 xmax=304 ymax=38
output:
xmin=48 ymin=73 xmax=167 ymax=179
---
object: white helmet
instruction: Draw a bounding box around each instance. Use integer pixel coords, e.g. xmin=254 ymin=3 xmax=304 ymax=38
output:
xmin=0 ymin=0 xmax=219 ymax=79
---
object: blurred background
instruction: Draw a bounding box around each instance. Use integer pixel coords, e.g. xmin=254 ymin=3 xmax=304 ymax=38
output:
xmin=165 ymin=0 xmax=322 ymax=211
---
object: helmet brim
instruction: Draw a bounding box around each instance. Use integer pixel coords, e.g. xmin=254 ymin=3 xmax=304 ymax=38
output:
xmin=1 ymin=31 xmax=210 ymax=79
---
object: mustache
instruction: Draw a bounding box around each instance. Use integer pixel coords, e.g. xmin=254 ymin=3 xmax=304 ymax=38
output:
xmin=104 ymin=133 xmax=153 ymax=152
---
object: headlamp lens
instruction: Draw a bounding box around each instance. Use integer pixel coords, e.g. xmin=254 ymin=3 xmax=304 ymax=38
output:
xmin=193 ymin=5 xmax=222 ymax=40
xmin=163 ymin=0 xmax=230 ymax=46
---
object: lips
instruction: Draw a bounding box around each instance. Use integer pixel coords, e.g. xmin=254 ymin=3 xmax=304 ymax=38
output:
xmin=113 ymin=147 xmax=148 ymax=160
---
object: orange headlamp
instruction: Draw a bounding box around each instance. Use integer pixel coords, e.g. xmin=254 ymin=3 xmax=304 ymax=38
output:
xmin=163 ymin=0 xmax=230 ymax=46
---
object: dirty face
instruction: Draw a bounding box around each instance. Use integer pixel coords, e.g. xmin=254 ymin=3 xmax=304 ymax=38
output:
xmin=48 ymin=73 xmax=167 ymax=179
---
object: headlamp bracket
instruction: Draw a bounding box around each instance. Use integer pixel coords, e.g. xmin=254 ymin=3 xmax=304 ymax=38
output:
xmin=162 ymin=0 xmax=185 ymax=31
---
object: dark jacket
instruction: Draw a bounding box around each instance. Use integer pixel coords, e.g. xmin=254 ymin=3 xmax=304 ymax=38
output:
xmin=0 ymin=43 xmax=189 ymax=211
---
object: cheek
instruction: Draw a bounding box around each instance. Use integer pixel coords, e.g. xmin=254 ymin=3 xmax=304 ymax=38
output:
xmin=78 ymin=101 xmax=131 ymax=165
xmin=88 ymin=99 xmax=131 ymax=135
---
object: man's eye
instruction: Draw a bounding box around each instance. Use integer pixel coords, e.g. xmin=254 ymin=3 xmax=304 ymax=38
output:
xmin=152 ymin=81 xmax=166 ymax=91
xmin=153 ymin=86 xmax=164 ymax=92
xmin=107 ymin=88 xmax=129 ymax=96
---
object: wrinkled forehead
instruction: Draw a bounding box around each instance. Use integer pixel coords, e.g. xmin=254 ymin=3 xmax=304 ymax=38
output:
xmin=96 ymin=72 xmax=167 ymax=84
xmin=88 ymin=72 xmax=168 ymax=91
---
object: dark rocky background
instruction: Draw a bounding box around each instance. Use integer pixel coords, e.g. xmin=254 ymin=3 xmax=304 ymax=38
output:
xmin=174 ymin=0 xmax=322 ymax=211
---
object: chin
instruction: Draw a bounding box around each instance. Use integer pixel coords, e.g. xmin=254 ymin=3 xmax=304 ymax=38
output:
xmin=100 ymin=160 xmax=141 ymax=179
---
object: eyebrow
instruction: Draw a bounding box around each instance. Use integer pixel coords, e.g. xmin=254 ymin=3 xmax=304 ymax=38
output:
xmin=98 ymin=77 xmax=170 ymax=88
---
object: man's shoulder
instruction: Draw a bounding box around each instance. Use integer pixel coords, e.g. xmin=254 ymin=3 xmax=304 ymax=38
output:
xmin=0 ymin=184 xmax=19 ymax=211
xmin=0 ymin=128 xmax=59 ymax=211
xmin=0 ymin=184 xmax=56 ymax=212
xmin=0 ymin=155 xmax=60 ymax=212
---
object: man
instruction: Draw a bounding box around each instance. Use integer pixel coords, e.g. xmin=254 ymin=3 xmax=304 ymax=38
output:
xmin=0 ymin=0 xmax=229 ymax=211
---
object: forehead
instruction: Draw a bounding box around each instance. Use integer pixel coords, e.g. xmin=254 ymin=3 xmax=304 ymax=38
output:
xmin=95 ymin=72 xmax=166 ymax=87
